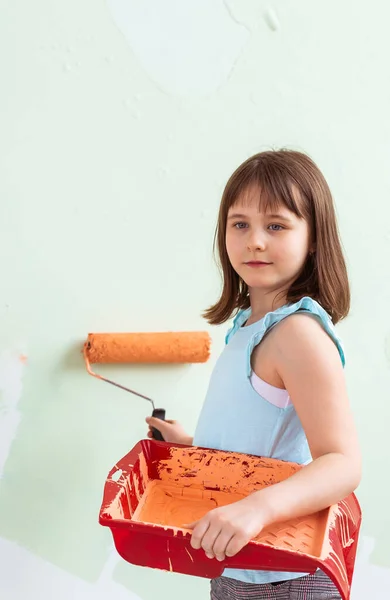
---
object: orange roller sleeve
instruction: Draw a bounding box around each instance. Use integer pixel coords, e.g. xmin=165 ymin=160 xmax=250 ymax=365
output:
xmin=84 ymin=332 xmax=211 ymax=364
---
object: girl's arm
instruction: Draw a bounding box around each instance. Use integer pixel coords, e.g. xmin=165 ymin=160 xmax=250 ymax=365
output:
xmin=188 ymin=313 xmax=361 ymax=561
xmin=252 ymin=313 xmax=361 ymax=525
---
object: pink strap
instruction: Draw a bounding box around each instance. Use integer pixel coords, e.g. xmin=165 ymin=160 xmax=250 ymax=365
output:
xmin=250 ymin=371 xmax=292 ymax=409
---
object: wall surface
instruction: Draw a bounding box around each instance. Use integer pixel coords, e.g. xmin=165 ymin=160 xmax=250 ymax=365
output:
xmin=1 ymin=1 xmax=389 ymax=598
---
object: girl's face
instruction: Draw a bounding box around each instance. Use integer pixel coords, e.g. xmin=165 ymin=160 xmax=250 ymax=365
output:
xmin=226 ymin=188 xmax=312 ymax=296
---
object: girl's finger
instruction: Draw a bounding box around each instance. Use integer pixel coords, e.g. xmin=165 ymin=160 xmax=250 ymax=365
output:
xmin=225 ymin=533 xmax=248 ymax=558
xmin=198 ymin=523 xmax=222 ymax=559
xmin=190 ymin=519 xmax=211 ymax=551
xmin=212 ymin=529 xmax=235 ymax=562
xmin=182 ymin=521 xmax=197 ymax=530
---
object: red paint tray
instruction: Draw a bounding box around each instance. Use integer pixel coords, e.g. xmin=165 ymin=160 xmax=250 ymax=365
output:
xmin=99 ymin=440 xmax=361 ymax=600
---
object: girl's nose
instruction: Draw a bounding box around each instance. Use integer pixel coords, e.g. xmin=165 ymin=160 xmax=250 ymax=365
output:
xmin=247 ymin=230 xmax=266 ymax=251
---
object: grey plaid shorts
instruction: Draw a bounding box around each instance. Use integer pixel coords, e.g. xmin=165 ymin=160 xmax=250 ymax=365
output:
xmin=210 ymin=570 xmax=341 ymax=599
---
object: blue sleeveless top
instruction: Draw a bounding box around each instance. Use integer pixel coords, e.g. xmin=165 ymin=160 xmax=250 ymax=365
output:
xmin=193 ymin=296 xmax=345 ymax=584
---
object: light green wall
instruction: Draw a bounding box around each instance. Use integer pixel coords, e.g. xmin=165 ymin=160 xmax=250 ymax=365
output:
xmin=1 ymin=1 xmax=389 ymax=598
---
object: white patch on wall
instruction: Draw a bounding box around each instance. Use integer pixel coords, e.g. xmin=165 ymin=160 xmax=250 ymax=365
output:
xmin=0 ymin=350 xmax=26 ymax=478
xmin=0 ymin=538 xmax=143 ymax=600
xmin=351 ymin=536 xmax=390 ymax=598
xmin=107 ymin=0 xmax=249 ymax=95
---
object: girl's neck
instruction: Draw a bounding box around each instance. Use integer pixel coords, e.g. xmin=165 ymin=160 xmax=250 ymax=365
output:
xmin=246 ymin=289 xmax=288 ymax=325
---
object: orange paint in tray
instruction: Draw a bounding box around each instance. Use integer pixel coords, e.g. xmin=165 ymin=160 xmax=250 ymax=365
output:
xmin=99 ymin=440 xmax=361 ymax=599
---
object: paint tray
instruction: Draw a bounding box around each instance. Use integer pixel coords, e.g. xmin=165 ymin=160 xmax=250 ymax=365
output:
xmin=99 ymin=440 xmax=361 ymax=600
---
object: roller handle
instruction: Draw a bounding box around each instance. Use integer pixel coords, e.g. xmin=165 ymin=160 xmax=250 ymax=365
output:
xmin=151 ymin=408 xmax=166 ymax=441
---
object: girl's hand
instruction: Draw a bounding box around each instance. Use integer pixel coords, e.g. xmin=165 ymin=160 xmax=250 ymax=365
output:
xmin=185 ymin=495 xmax=266 ymax=562
xmin=145 ymin=417 xmax=193 ymax=445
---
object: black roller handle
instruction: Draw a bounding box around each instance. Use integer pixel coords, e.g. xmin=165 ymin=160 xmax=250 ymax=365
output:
xmin=151 ymin=408 xmax=166 ymax=441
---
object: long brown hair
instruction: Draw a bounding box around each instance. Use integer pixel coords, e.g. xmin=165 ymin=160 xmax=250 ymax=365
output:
xmin=203 ymin=149 xmax=350 ymax=325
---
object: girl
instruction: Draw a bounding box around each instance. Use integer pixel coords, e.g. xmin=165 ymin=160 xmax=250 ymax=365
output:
xmin=146 ymin=149 xmax=361 ymax=599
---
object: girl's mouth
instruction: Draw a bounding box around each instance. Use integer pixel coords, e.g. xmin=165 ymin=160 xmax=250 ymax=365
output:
xmin=244 ymin=261 xmax=272 ymax=267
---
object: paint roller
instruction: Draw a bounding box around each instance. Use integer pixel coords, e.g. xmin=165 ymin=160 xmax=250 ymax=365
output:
xmin=83 ymin=332 xmax=211 ymax=441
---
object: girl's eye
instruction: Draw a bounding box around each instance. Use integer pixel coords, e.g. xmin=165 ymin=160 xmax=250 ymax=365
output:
xmin=268 ymin=224 xmax=284 ymax=231
xmin=234 ymin=222 xmax=248 ymax=229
